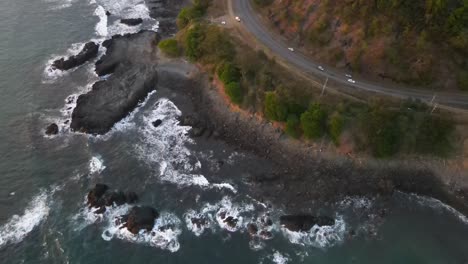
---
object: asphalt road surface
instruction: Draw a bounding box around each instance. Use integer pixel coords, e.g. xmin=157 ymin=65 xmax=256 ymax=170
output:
xmin=231 ymin=0 xmax=468 ymax=110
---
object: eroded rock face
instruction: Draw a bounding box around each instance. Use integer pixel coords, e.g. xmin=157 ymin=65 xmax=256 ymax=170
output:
xmin=121 ymin=18 xmax=143 ymax=26
xmin=71 ymin=31 xmax=159 ymax=135
xmin=52 ymin=42 xmax=99 ymax=71
xmin=122 ymin=206 xmax=159 ymax=234
xmin=45 ymin=123 xmax=59 ymax=135
xmin=280 ymin=215 xmax=335 ymax=232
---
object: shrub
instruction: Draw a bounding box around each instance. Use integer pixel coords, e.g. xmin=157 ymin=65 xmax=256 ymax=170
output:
xmin=329 ymin=112 xmax=344 ymax=145
xmin=225 ymin=82 xmax=243 ymax=105
xmin=217 ymin=62 xmax=241 ymax=84
xmin=285 ymin=114 xmax=300 ymax=138
xmin=457 ymin=71 xmax=468 ymax=90
xmin=158 ymin=39 xmax=180 ymax=57
xmin=264 ymin=92 xmax=288 ymax=121
xmin=300 ymin=103 xmax=327 ymax=139
xmin=185 ymin=24 xmax=204 ymax=61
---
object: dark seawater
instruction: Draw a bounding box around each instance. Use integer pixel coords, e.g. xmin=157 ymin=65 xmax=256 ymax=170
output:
xmin=0 ymin=0 xmax=467 ymax=263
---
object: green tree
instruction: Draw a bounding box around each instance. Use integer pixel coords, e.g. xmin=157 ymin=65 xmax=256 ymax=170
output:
xmin=300 ymin=103 xmax=327 ymax=139
xmin=329 ymin=112 xmax=344 ymax=145
xmin=285 ymin=114 xmax=300 ymax=138
xmin=217 ymin=62 xmax=241 ymax=84
xmin=185 ymin=24 xmax=204 ymax=61
xmin=225 ymin=82 xmax=243 ymax=105
xmin=263 ymin=92 xmax=288 ymax=121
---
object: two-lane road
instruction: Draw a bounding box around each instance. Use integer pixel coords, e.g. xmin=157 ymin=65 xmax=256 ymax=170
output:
xmin=231 ymin=0 xmax=468 ymax=110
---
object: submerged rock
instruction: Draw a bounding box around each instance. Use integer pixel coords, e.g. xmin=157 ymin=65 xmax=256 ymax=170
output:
xmin=52 ymin=42 xmax=99 ymax=71
xmin=122 ymin=206 xmax=159 ymax=234
xmin=280 ymin=215 xmax=335 ymax=232
xmin=87 ymin=183 xmax=109 ymax=208
xmin=45 ymin=123 xmax=59 ymax=135
xmin=191 ymin=217 xmax=207 ymax=229
xmin=223 ymin=216 xmax=238 ymax=229
xmin=120 ymin=18 xmax=143 ymax=26
xmin=247 ymin=223 xmax=258 ymax=236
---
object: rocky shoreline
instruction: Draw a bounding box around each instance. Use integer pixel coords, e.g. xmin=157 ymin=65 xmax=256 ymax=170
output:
xmin=159 ymin=57 xmax=468 ymax=216
xmin=56 ymin=0 xmax=467 ymax=217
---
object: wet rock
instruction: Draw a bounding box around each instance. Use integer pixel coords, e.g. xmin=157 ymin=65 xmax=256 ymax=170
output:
xmin=218 ymin=211 xmax=227 ymax=220
xmin=52 ymin=42 xmax=99 ymax=71
xmin=190 ymin=126 xmax=206 ymax=137
xmin=280 ymin=215 xmax=335 ymax=232
xmin=223 ymin=216 xmax=238 ymax=229
xmin=122 ymin=206 xmax=159 ymax=234
xmin=152 ymin=119 xmax=162 ymax=127
xmin=125 ymin=191 xmax=139 ymax=204
xmin=103 ymin=191 xmax=127 ymax=207
xmin=45 ymin=123 xmax=59 ymax=135
xmin=105 ymin=11 xmax=111 ymax=16
xmin=121 ymin=18 xmax=143 ymax=26
xmin=259 ymin=230 xmax=273 ymax=240
xmin=247 ymin=223 xmax=258 ymax=236
xmin=191 ymin=217 xmax=207 ymax=229
xmin=87 ymin=183 xmax=109 ymax=208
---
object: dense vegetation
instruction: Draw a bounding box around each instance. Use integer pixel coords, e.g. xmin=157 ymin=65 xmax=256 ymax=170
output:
xmin=170 ymin=0 xmax=455 ymax=158
xmin=256 ymin=0 xmax=468 ymax=90
xmin=158 ymin=39 xmax=180 ymax=57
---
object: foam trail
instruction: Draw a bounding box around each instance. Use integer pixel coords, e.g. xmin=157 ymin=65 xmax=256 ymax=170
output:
xmin=0 ymin=192 xmax=50 ymax=247
xmin=94 ymin=5 xmax=108 ymax=37
xmin=281 ymin=216 xmax=346 ymax=248
xmin=407 ymin=193 xmax=468 ymax=224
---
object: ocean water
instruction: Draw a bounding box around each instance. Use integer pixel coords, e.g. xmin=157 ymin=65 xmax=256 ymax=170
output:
xmin=0 ymin=0 xmax=467 ymax=263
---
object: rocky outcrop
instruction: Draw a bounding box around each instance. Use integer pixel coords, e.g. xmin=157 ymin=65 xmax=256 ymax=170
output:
xmin=121 ymin=206 xmax=159 ymax=234
xmin=52 ymin=42 xmax=99 ymax=71
xmin=280 ymin=215 xmax=335 ymax=232
xmin=45 ymin=123 xmax=59 ymax=135
xmin=152 ymin=119 xmax=162 ymax=127
xmin=71 ymin=31 xmax=159 ymax=134
xmin=120 ymin=18 xmax=143 ymax=26
xmin=86 ymin=184 xmax=138 ymax=214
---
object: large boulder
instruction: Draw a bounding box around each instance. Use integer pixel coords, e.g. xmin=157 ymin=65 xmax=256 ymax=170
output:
xmin=45 ymin=123 xmax=59 ymax=135
xmin=120 ymin=18 xmax=143 ymax=26
xmin=86 ymin=184 xmax=138 ymax=212
xmin=71 ymin=32 xmax=159 ymax=134
xmin=280 ymin=215 xmax=335 ymax=232
xmin=52 ymin=42 xmax=99 ymax=71
xmin=122 ymin=206 xmax=159 ymax=234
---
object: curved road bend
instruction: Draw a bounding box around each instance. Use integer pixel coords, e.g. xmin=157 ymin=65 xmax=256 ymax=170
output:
xmin=230 ymin=0 xmax=468 ymax=110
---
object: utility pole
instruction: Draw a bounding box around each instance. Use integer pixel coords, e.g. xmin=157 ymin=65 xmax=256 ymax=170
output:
xmin=320 ymin=77 xmax=329 ymax=97
xmin=430 ymin=94 xmax=436 ymax=104
xmin=431 ymin=103 xmax=438 ymax=114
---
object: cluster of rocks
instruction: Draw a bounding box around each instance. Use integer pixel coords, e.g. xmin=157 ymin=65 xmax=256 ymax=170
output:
xmin=246 ymin=214 xmax=274 ymax=240
xmin=87 ymin=184 xmax=138 ymax=214
xmin=52 ymin=42 xmax=99 ymax=71
xmin=71 ymin=31 xmax=159 ymax=134
xmin=87 ymin=184 xmax=161 ymax=235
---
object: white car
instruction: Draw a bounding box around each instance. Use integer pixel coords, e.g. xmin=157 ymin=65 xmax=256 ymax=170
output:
xmin=221 ymin=21 xmax=226 ymax=25
xmin=345 ymin=74 xmax=352 ymax=78
xmin=318 ymin=65 xmax=324 ymax=71
xmin=235 ymin=16 xmax=241 ymax=22
xmin=288 ymin=47 xmax=294 ymax=52
xmin=347 ymin=78 xmax=356 ymax=84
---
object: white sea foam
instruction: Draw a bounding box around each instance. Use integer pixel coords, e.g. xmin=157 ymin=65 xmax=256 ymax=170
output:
xmin=212 ymin=183 xmax=238 ymax=194
xmin=135 ymin=98 xmax=210 ymax=187
xmin=44 ymin=0 xmax=76 ymax=10
xmin=94 ymin=5 xmax=108 ymax=37
xmin=271 ymin=251 xmax=290 ymax=264
xmin=0 ymin=192 xmax=50 ymax=248
xmin=281 ymin=216 xmax=346 ymax=248
xmin=89 ymin=156 xmax=106 ymax=174
xmin=185 ymin=197 xmax=256 ymax=236
xmin=407 ymin=193 xmax=468 ymax=224
xmin=338 ymin=196 xmax=374 ymax=210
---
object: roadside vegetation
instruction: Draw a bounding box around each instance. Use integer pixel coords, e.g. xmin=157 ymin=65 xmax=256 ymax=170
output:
xmin=163 ymin=0 xmax=456 ymax=158
xmin=254 ymin=0 xmax=468 ymax=90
